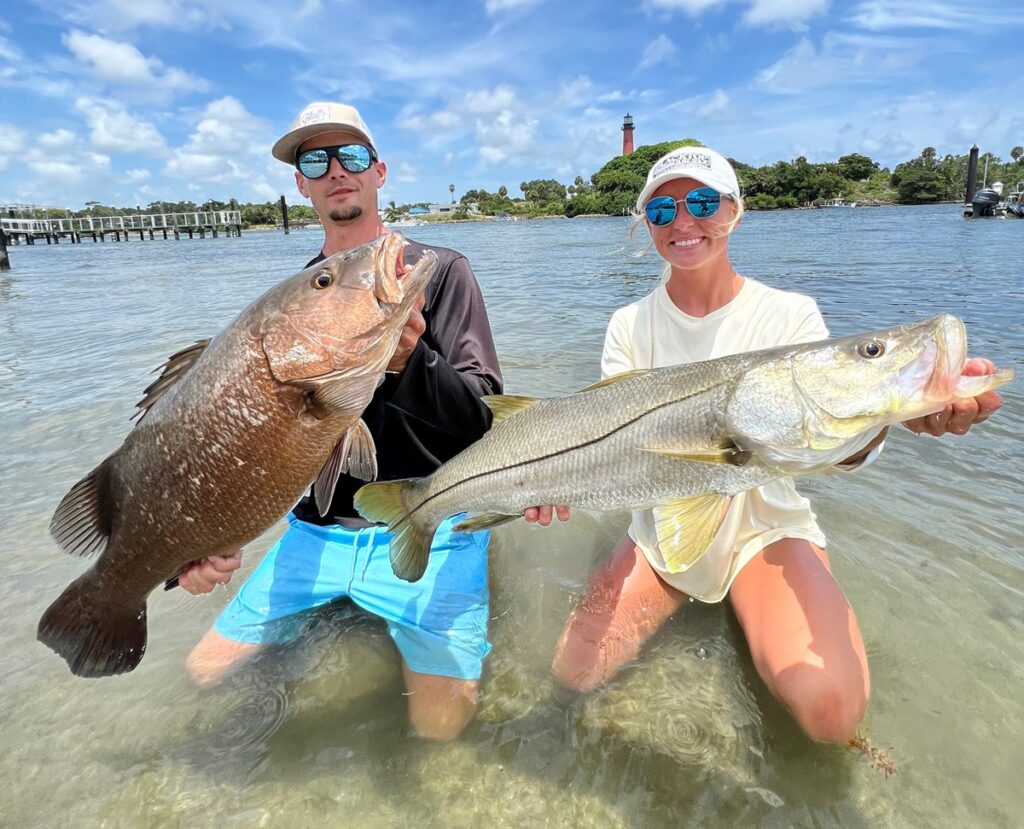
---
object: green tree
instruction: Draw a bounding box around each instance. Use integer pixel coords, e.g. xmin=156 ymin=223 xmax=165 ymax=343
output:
xmin=836 ymin=153 xmax=879 ymax=181
xmin=896 ymin=167 xmax=946 ymax=203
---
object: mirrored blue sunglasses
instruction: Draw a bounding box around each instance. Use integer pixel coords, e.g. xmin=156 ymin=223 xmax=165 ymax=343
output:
xmin=644 ymin=187 xmax=725 ymax=226
xmin=296 ymin=144 xmax=376 ymax=179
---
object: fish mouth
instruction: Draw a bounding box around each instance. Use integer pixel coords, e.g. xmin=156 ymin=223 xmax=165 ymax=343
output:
xmin=920 ymin=314 xmax=966 ymax=402
xmin=893 ymin=314 xmax=966 ymax=416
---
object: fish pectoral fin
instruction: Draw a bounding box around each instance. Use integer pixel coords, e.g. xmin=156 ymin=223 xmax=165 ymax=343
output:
xmin=304 ymin=372 xmax=381 ymax=418
xmin=340 ymin=419 xmax=377 ymax=481
xmin=453 ymin=512 xmax=520 ymax=532
xmin=132 ymin=338 xmax=211 ymax=423
xmin=49 ymin=459 xmax=114 ymax=557
xmin=353 ymin=480 xmax=435 ymax=583
xmin=482 ymin=394 xmax=541 ymax=426
xmin=642 ymin=441 xmax=751 ymax=466
xmin=314 ymin=420 xmax=378 ymax=516
xmin=653 ymin=493 xmax=732 ymax=573
xmin=578 ymin=369 xmax=648 ymax=392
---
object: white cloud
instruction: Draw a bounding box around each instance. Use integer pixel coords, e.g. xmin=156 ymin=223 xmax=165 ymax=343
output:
xmin=63 ymin=30 xmax=207 ymax=98
xmin=646 ymin=0 xmax=730 ymax=13
xmin=693 ymin=89 xmax=733 ymax=120
xmin=124 ymin=168 xmax=151 ymax=182
xmin=74 ymin=97 xmax=168 ymax=154
xmin=639 ymin=35 xmax=676 ymax=69
xmin=0 ymin=123 xmax=25 ymax=173
xmin=755 ymin=33 xmax=921 ymax=94
xmin=164 ymin=96 xmax=274 ymax=189
xmin=744 ymin=0 xmax=829 ymax=28
xmin=485 ymin=0 xmax=542 ymax=13
xmin=27 ymin=152 xmax=111 ymax=186
xmin=38 ymin=129 xmax=77 ymax=149
xmin=848 ymin=0 xmax=1021 ymax=31
xmin=0 ymin=34 xmax=22 ymax=61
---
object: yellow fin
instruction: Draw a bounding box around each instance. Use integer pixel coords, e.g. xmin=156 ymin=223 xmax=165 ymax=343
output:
xmin=453 ymin=512 xmax=520 ymax=532
xmin=482 ymin=394 xmax=541 ymax=426
xmin=578 ymin=369 xmax=648 ymax=392
xmin=653 ymin=493 xmax=732 ymax=573
xmin=353 ymin=480 xmax=435 ymax=582
xmin=642 ymin=443 xmax=751 ymax=466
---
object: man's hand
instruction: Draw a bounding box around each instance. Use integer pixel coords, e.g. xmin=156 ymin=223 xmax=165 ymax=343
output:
xmin=523 ymin=505 xmax=572 ymax=526
xmin=387 ymin=296 xmax=426 ymax=374
xmin=178 ymin=551 xmax=243 ymax=595
xmin=902 ymin=357 xmax=1005 ymax=437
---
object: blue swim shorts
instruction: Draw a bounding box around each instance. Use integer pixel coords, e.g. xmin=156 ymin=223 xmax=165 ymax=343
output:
xmin=213 ymin=513 xmax=491 ymax=680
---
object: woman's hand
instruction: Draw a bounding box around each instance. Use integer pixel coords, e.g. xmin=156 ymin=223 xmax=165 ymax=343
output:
xmin=177 ymin=551 xmax=243 ymax=595
xmin=523 ymin=505 xmax=572 ymax=526
xmin=902 ymin=357 xmax=1005 ymax=437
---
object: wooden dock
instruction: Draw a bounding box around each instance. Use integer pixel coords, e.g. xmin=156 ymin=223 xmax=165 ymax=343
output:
xmin=0 ymin=210 xmax=243 ymax=245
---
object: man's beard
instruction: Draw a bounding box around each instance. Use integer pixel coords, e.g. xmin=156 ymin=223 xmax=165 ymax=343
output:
xmin=327 ymin=206 xmax=363 ymax=222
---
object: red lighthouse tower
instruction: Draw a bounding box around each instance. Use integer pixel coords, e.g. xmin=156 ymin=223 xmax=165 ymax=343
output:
xmin=621 ymin=113 xmax=635 ymax=155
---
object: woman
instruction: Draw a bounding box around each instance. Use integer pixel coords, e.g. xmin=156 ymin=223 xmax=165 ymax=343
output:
xmin=530 ymin=145 xmax=1004 ymax=743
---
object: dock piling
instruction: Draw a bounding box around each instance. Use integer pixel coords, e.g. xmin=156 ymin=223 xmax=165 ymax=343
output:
xmin=0 ymin=228 xmax=9 ymax=271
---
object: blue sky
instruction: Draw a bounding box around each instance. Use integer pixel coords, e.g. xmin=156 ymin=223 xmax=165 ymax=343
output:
xmin=1 ymin=0 xmax=1021 ymax=211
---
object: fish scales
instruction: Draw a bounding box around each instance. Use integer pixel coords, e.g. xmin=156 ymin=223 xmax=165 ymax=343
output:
xmin=38 ymin=233 xmax=437 ymax=677
xmin=354 ymin=314 xmax=1014 ymax=582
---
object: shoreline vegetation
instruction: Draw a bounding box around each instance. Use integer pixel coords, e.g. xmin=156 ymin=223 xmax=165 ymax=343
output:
xmin=14 ymin=140 xmax=1023 ymax=228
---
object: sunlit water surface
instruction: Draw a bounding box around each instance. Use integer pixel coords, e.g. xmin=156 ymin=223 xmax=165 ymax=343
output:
xmin=1 ymin=206 xmax=1021 ymax=828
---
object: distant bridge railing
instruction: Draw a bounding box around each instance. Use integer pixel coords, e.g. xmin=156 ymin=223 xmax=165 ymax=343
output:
xmin=0 ymin=211 xmax=242 ymax=235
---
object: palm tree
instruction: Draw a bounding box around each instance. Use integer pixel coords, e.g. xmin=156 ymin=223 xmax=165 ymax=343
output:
xmin=1011 ymin=146 xmax=1023 ymax=162
xmin=449 ymin=184 xmax=455 ymax=203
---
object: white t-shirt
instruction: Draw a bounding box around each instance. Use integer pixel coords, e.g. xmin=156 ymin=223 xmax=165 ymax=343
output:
xmin=603 ymin=276 xmax=839 ymax=602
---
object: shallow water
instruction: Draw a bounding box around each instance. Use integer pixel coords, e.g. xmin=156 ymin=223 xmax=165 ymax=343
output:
xmin=2 ymin=206 xmax=1022 ymax=828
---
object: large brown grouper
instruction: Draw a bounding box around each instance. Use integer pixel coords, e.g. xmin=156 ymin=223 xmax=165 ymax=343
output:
xmin=39 ymin=233 xmax=436 ymax=677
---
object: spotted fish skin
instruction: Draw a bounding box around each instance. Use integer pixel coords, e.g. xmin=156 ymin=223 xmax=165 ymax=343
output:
xmin=38 ymin=233 xmax=437 ymax=677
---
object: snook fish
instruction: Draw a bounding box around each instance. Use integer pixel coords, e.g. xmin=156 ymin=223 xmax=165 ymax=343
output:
xmin=39 ymin=233 xmax=436 ymax=677
xmin=355 ymin=314 xmax=1013 ymax=582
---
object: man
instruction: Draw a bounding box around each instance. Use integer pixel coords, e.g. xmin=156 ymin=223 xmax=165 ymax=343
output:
xmin=179 ymin=102 xmax=503 ymax=741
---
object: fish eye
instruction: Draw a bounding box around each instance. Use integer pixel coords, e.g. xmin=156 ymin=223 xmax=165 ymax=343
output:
xmin=312 ymin=272 xmax=333 ymax=290
xmin=857 ymin=339 xmax=885 ymax=359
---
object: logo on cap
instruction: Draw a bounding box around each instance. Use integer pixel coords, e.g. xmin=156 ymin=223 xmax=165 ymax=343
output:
xmin=300 ymin=106 xmax=329 ymax=127
xmin=651 ymin=150 xmax=713 ymax=178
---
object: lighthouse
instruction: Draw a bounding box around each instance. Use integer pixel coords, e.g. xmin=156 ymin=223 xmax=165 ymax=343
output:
xmin=621 ymin=113 xmax=635 ymax=156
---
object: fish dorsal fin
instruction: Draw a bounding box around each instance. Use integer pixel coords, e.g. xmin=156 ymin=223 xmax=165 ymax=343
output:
xmin=49 ymin=459 xmax=115 ymax=558
xmin=578 ymin=369 xmax=648 ymax=393
xmin=482 ymin=394 xmax=541 ymax=426
xmin=642 ymin=441 xmax=752 ymax=466
xmin=653 ymin=493 xmax=732 ymax=573
xmin=314 ymin=419 xmax=378 ymax=516
xmin=453 ymin=512 xmax=520 ymax=533
xmin=133 ymin=339 xmax=211 ymax=423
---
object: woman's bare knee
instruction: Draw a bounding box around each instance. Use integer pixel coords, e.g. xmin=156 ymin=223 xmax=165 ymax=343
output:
xmin=775 ymin=663 xmax=869 ymax=743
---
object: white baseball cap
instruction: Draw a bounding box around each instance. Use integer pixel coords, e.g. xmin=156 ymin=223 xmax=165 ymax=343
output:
xmin=636 ymin=145 xmax=740 ymax=212
xmin=272 ymin=101 xmax=377 ymax=164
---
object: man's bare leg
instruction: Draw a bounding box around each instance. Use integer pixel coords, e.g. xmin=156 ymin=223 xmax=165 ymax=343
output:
xmin=402 ymin=665 xmax=479 ymax=741
xmin=186 ymin=628 xmax=265 ymax=688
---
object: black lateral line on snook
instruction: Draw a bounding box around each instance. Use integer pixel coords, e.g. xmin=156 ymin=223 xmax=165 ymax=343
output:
xmin=405 ymin=389 xmax=714 ymax=524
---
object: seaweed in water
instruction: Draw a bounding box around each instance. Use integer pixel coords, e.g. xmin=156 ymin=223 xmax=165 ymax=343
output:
xmin=846 ymin=730 xmax=897 ymax=778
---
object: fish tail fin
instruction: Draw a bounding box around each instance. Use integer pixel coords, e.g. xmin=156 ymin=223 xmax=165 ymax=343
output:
xmin=37 ymin=572 xmax=147 ymax=678
xmin=354 ymin=480 xmax=437 ymax=583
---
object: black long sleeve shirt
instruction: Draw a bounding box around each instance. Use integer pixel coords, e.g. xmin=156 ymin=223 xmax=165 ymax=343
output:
xmin=292 ymin=239 xmax=503 ymax=525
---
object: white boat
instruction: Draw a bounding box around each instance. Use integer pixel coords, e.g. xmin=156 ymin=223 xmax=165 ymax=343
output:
xmin=822 ymin=197 xmax=858 ymax=208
